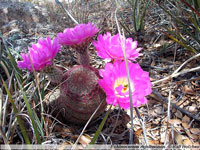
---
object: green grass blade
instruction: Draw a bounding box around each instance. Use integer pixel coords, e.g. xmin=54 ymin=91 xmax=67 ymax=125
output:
xmin=133 ymin=0 xmax=138 ymax=32
xmin=162 ymin=31 xmax=197 ymax=53
xmin=136 ymin=0 xmax=141 ymax=32
xmin=7 ymin=52 xmax=23 ymax=84
xmin=0 ymin=33 xmax=23 ymax=82
xmin=189 ymin=16 xmax=200 ymax=33
xmin=181 ymin=0 xmax=200 ymax=17
xmin=14 ymin=72 xmax=42 ymax=144
xmin=159 ymin=5 xmax=200 ymax=45
xmin=181 ymin=25 xmax=200 ymax=45
xmin=40 ymin=76 xmax=46 ymax=101
xmin=119 ymin=20 xmax=132 ymax=36
xmin=33 ymin=111 xmax=44 ymax=138
xmin=7 ymin=53 xmax=42 ymax=144
xmin=195 ymin=0 xmax=200 ymax=9
xmin=140 ymin=0 xmax=151 ymax=31
xmin=90 ymin=106 xmax=112 ymax=144
xmin=1 ymin=26 xmax=41 ymax=144
xmin=2 ymin=79 xmax=31 ymax=144
xmin=1 ymin=58 xmax=11 ymax=79
xmin=191 ymin=12 xmax=200 ymax=27
xmin=181 ymin=0 xmax=200 ymax=26
xmin=163 ymin=26 xmax=198 ymax=52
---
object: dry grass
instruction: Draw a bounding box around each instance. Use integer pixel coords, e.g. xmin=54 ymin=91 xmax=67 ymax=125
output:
xmin=0 ymin=0 xmax=200 ymax=148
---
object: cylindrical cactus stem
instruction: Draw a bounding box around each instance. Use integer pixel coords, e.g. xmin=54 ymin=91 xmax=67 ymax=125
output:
xmin=77 ymin=50 xmax=90 ymax=65
xmin=74 ymin=38 xmax=91 ymax=65
xmin=42 ymin=64 xmax=63 ymax=84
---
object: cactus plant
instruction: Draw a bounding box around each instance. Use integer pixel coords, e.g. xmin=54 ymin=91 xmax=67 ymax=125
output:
xmin=17 ymin=23 xmax=107 ymax=125
xmin=50 ymin=65 xmax=107 ymax=125
xmin=17 ymin=23 xmax=152 ymax=126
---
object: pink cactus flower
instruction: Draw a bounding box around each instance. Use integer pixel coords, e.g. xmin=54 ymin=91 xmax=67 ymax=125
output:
xmin=98 ymin=61 xmax=152 ymax=109
xmin=57 ymin=23 xmax=99 ymax=46
xmin=17 ymin=37 xmax=61 ymax=71
xmin=93 ymin=32 xmax=142 ymax=61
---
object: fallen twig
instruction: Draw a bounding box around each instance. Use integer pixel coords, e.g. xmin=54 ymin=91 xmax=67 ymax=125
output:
xmin=152 ymin=89 xmax=200 ymax=122
xmin=55 ymin=0 xmax=79 ymax=25
xmin=152 ymin=53 xmax=200 ymax=85
xmin=164 ymin=89 xmax=172 ymax=148
xmin=134 ymin=108 xmax=149 ymax=146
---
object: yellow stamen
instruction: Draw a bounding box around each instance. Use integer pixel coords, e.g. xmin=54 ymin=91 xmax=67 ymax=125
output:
xmin=114 ymin=77 xmax=134 ymax=96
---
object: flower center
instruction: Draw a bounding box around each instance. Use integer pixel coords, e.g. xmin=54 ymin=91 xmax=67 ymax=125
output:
xmin=122 ymin=84 xmax=128 ymax=93
xmin=114 ymin=77 xmax=134 ymax=97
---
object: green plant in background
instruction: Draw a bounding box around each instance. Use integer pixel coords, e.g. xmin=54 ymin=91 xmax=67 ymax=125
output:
xmin=120 ymin=0 xmax=151 ymax=35
xmin=130 ymin=0 xmax=151 ymax=33
xmin=0 ymin=33 xmax=42 ymax=144
xmin=2 ymin=80 xmax=31 ymax=144
xmin=159 ymin=0 xmax=200 ymax=53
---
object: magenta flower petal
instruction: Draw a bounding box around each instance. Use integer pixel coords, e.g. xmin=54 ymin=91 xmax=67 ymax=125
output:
xmin=98 ymin=61 xmax=152 ymax=109
xmin=17 ymin=53 xmax=32 ymax=71
xmin=17 ymin=37 xmax=61 ymax=71
xmin=57 ymin=23 xmax=99 ymax=46
xmin=93 ymin=32 xmax=141 ymax=61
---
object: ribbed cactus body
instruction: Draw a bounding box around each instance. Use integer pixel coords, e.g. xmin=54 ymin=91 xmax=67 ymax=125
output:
xmin=53 ymin=65 xmax=107 ymax=125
